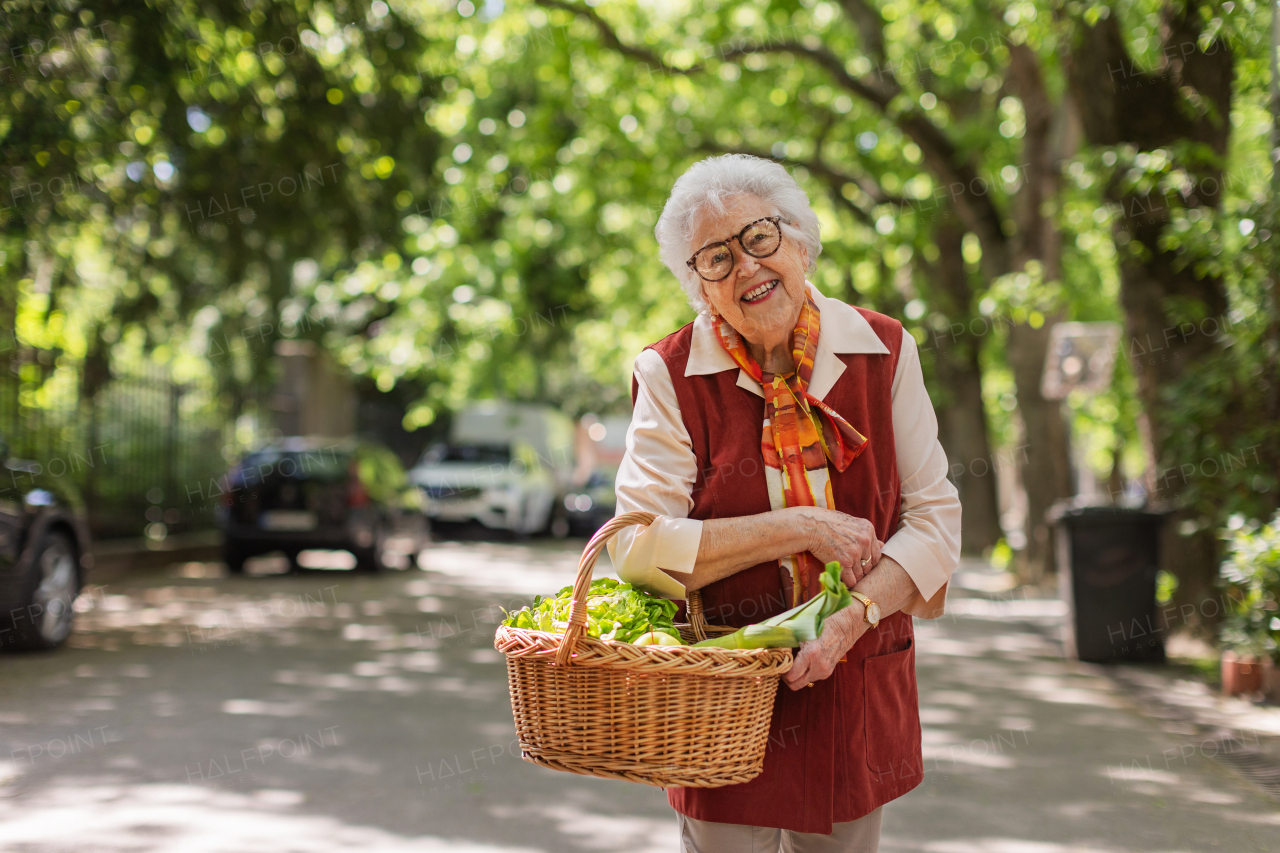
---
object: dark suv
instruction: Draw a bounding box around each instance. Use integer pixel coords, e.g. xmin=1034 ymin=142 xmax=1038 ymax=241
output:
xmin=0 ymin=435 xmax=92 ymax=650
xmin=217 ymin=437 xmax=427 ymax=573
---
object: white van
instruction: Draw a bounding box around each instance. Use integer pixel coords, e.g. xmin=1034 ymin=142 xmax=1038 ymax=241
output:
xmin=408 ymin=402 xmax=575 ymax=535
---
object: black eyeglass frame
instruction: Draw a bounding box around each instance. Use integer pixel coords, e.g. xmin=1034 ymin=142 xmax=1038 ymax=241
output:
xmin=685 ymin=215 xmax=785 ymax=282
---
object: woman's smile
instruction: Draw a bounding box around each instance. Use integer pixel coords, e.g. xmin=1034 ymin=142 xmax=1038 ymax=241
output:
xmin=741 ymin=279 xmax=780 ymax=305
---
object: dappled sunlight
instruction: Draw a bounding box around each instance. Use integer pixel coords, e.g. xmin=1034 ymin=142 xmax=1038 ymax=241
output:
xmin=419 ymin=540 xmax=593 ymax=597
xmin=7 ymin=544 xmax=1280 ymax=852
xmin=1183 ymin=788 xmax=1243 ymax=805
xmin=221 ymin=700 xmax=310 ymax=716
xmin=1113 ymin=666 xmax=1280 ymax=739
xmin=0 ymin=782 xmax=545 ymax=853
xmin=1 ymin=540 xmax=682 ymax=852
xmin=917 ymin=637 xmax=987 ymax=658
xmin=70 ymin=574 xmax=346 ymax=650
xmin=900 ymin=595 xmax=1280 ymax=850
xmin=1052 ymin=802 xmax=1116 ymax=820
xmin=921 ymin=739 xmax=1018 ymax=771
xmin=1070 ymin=711 xmax=1150 ymax=732
xmin=489 ymin=795 xmax=676 ymax=853
xmin=915 ymin=624 xmax=1059 ymax=664
xmin=916 ymin=841 xmax=1130 ymax=853
xmin=924 ymin=691 xmax=979 ymax=708
xmin=918 ymin=708 xmax=961 ymax=725
xmin=1221 ymin=809 xmax=1280 ymax=826
xmin=941 ymin=599 xmax=1068 ymax=621
xmin=1099 ymin=765 xmax=1182 ymax=786
xmin=1012 ymin=676 xmax=1125 ymax=709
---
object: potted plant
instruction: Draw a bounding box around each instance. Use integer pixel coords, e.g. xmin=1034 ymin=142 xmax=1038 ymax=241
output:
xmin=1219 ymin=514 xmax=1280 ymax=698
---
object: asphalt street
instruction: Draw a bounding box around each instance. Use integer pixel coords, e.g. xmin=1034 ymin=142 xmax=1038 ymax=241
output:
xmin=1 ymin=539 xmax=1278 ymax=852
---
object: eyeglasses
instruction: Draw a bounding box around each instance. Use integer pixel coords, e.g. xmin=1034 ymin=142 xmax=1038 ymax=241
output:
xmin=685 ymin=216 xmax=784 ymax=282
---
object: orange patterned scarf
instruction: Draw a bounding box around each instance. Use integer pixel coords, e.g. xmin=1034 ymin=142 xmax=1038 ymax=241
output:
xmin=714 ymin=295 xmax=869 ymax=604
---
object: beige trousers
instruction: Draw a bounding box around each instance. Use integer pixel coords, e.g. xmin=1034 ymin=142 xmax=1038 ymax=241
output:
xmin=677 ymin=808 xmax=882 ymax=853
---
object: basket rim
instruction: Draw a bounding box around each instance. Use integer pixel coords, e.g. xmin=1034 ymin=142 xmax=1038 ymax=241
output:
xmin=495 ymin=624 xmax=793 ymax=676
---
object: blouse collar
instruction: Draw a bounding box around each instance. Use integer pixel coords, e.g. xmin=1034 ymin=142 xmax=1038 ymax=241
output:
xmin=684 ymin=282 xmax=891 ymax=401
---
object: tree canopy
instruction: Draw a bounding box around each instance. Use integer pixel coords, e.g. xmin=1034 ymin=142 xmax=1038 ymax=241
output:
xmin=2 ymin=0 xmax=1277 ymax=604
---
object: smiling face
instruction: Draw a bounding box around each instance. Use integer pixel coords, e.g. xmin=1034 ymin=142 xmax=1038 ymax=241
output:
xmin=690 ymin=194 xmax=810 ymax=350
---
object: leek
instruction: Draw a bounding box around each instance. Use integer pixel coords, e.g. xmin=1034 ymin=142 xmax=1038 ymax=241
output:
xmin=692 ymin=624 xmax=797 ymax=649
xmin=692 ymin=561 xmax=852 ymax=649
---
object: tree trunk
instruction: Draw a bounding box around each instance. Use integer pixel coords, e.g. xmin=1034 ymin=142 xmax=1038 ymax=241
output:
xmin=78 ymin=333 xmax=111 ymax=526
xmin=1001 ymin=44 xmax=1076 ymax=581
xmin=927 ymin=218 xmax=1002 ymax=554
xmin=1005 ymin=319 xmax=1074 ymax=580
xmin=1064 ymin=6 xmax=1236 ymax=632
xmin=1113 ymin=187 xmax=1229 ymax=633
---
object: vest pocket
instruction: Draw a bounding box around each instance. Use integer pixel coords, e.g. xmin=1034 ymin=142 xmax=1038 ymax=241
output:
xmin=862 ymin=638 xmax=921 ymax=780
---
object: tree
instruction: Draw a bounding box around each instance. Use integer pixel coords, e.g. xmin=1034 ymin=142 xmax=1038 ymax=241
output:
xmin=520 ymin=0 xmax=1076 ymax=567
xmin=1061 ymin=0 xmax=1276 ymax=628
xmin=2 ymin=0 xmax=442 ymax=433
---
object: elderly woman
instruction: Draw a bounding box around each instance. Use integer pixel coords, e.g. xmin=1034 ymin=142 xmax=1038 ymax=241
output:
xmin=608 ymin=155 xmax=961 ymax=853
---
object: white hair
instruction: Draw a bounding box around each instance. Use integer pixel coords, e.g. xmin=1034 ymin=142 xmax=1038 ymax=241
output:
xmin=654 ymin=154 xmax=822 ymax=314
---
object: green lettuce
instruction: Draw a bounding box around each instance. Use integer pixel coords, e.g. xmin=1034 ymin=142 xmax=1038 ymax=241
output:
xmin=501 ymin=577 xmax=683 ymax=644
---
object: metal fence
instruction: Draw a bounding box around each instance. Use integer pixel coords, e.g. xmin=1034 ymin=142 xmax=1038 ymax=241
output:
xmin=0 ymin=347 xmax=237 ymax=539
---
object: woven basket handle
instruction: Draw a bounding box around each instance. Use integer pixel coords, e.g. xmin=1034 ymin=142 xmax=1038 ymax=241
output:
xmin=553 ymin=511 xmax=708 ymax=665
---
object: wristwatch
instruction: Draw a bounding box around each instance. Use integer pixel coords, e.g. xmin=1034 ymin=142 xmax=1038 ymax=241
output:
xmin=850 ymin=591 xmax=881 ymax=629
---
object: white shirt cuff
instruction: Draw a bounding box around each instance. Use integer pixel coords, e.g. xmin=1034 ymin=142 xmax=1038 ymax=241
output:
xmin=653 ymin=517 xmax=701 ymax=575
xmin=607 ymin=516 xmax=703 ymax=599
xmin=881 ymin=528 xmax=952 ymax=603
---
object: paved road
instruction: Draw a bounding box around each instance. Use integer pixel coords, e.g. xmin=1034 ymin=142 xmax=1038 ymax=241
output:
xmin=1 ymin=540 xmax=1277 ymax=852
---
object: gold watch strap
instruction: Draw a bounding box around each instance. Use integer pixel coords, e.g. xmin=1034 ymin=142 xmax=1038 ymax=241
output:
xmin=850 ymin=591 xmax=879 ymax=627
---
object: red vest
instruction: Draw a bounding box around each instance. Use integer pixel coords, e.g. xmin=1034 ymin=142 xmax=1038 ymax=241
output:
xmin=639 ymin=307 xmax=922 ymax=834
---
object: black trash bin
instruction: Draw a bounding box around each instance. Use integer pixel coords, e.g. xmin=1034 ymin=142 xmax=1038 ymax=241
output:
xmin=1052 ymin=506 xmax=1166 ymax=663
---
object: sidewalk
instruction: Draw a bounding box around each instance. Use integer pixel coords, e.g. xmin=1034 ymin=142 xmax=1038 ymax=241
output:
xmin=882 ymin=563 xmax=1280 ymax=851
xmin=951 ymin=556 xmax=1280 ymax=731
xmin=88 ymin=530 xmax=221 ymax=582
xmin=7 ymin=541 xmax=1277 ymax=851
xmin=1108 ymin=665 xmax=1280 ymax=798
xmin=950 ymin=559 xmax=1280 ymax=794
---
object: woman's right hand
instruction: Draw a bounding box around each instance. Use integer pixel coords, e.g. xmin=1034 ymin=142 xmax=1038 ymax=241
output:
xmin=798 ymin=507 xmax=882 ymax=585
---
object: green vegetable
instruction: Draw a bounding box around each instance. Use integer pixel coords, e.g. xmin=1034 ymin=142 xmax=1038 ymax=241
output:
xmin=501 ymin=577 xmax=684 ymax=645
xmin=693 ymin=562 xmax=852 ymax=649
xmin=693 ymin=624 xmax=798 ymax=649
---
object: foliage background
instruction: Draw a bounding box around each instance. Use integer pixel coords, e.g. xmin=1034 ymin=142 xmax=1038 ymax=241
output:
xmin=1 ymin=0 xmax=1277 ymax=621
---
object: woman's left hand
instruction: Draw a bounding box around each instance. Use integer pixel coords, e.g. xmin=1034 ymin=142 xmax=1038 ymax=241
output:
xmin=782 ymin=607 xmax=863 ymax=691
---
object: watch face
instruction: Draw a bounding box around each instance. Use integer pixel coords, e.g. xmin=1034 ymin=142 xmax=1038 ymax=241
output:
xmin=866 ymin=603 xmax=882 ymax=625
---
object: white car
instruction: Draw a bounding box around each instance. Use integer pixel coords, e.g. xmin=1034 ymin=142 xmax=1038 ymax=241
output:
xmin=408 ymin=403 xmax=574 ymax=536
xmin=410 ymin=442 xmax=558 ymax=535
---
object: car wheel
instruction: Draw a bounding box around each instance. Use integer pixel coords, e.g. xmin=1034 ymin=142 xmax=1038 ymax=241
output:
xmin=223 ymin=540 xmax=246 ymax=575
xmin=354 ymin=528 xmax=386 ymax=573
xmin=9 ymin=530 xmax=80 ymax=651
xmin=353 ymin=546 xmax=383 ymax=572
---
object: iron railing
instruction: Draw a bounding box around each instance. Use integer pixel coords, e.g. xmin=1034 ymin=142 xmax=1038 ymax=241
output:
xmin=0 ymin=348 xmax=241 ymax=539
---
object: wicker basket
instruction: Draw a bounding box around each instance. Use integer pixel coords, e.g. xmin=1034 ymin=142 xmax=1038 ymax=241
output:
xmin=494 ymin=511 xmax=793 ymax=788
